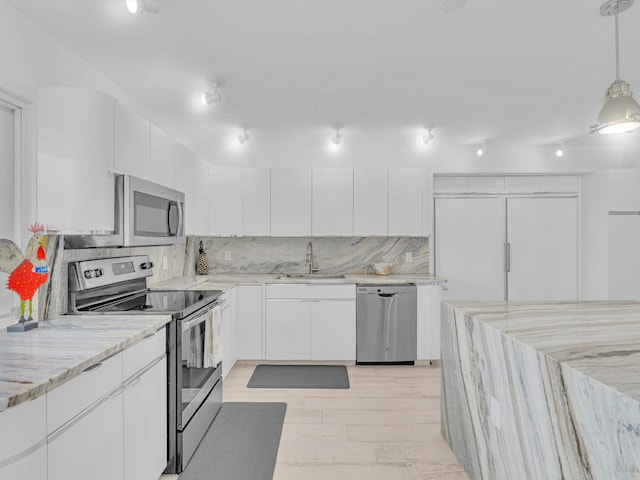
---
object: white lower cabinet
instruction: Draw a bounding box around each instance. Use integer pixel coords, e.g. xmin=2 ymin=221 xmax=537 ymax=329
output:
xmin=46 ymin=327 xmax=167 ymax=480
xmin=417 ymin=284 xmax=442 ymax=360
xmin=310 ymin=299 xmax=356 ymax=360
xmin=221 ymin=289 xmax=239 ymax=378
xmin=48 ymin=385 xmax=125 ymax=480
xmin=123 ymin=354 xmax=167 ymax=480
xmin=266 ymin=300 xmax=312 ymax=359
xmin=235 ymin=285 xmax=265 ymax=360
xmin=265 ymin=284 xmax=356 ymax=360
xmin=0 ymin=396 xmax=47 ymax=480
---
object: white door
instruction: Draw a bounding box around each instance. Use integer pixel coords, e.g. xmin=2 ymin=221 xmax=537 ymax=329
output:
xmin=506 ymin=197 xmax=578 ymax=300
xmin=0 ymin=103 xmax=16 ymax=325
xmin=434 ymin=197 xmax=506 ymax=301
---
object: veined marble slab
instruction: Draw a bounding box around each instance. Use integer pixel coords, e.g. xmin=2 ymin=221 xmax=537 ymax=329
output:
xmin=441 ymin=301 xmax=640 ymax=480
xmin=0 ymin=314 xmax=171 ymax=412
xmin=153 ymin=273 xmax=446 ymax=291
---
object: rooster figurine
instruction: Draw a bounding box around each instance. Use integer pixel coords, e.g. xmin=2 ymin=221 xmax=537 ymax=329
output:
xmin=0 ymin=223 xmax=49 ymax=328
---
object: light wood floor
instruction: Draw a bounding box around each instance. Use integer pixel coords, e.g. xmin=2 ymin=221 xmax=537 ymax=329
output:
xmin=162 ymin=362 xmax=468 ymax=480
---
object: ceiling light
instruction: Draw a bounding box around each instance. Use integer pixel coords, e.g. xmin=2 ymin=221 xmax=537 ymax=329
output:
xmin=476 ymin=143 xmax=488 ymax=157
xmin=126 ymin=0 xmax=159 ymax=15
xmin=331 ymin=123 xmax=343 ymax=145
xmin=237 ymin=124 xmax=250 ymax=144
xmin=555 ymin=143 xmax=565 ymax=157
xmin=202 ymin=76 xmax=225 ymax=106
xmin=591 ymin=0 xmax=640 ymax=135
xmin=422 ymin=124 xmax=435 ymax=145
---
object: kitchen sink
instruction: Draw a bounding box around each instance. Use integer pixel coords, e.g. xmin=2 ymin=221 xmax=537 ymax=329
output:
xmin=276 ymin=273 xmax=346 ymax=282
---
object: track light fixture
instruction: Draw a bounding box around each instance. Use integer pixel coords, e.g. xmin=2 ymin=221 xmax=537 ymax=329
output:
xmin=476 ymin=143 xmax=488 ymax=157
xmin=126 ymin=0 xmax=159 ymax=15
xmin=591 ymin=0 xmax=640 ymax=134
xmin=555 ymin=143 xmax=565 ymax=158
xmin=331 ymin=123 xmax=343 ymax=145
xmin=237 ymin=124 xmax=250 ymax=144
xmin=202 ymin=77 xmax=225 ymax=106
xmin=422 ymin=124 xmax=435 ymax=145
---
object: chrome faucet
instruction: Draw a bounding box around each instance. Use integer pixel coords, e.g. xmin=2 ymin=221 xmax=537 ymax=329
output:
xmin=305 ymin=241 xmax=319 ymax=274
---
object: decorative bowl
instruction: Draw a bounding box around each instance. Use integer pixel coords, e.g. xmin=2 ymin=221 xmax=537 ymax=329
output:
xmin=372 ymin=262 xmax=392 ymax=276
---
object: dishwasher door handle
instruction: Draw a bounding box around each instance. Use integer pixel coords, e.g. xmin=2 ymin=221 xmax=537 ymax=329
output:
xmin=378 ymin=293 xmax=396 ymax=298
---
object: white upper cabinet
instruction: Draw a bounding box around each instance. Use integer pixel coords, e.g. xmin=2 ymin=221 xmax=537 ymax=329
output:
xmin=115 ymin=102 xmax=150 ymax=179
xmin=271 ymin=168 xmax=312 ymax=236
xmin=149 ymin=124 xmax=177 ymax=189
xmin=192 ymin=156 xmax=210 ymax=236
xmin=388 ymin=168 xmax=424 ymax=236
xmin=208 ymin=165 xmax=243 ymax=236
xmin=37 ymin=87 xmax=116 ymax=233
xmin=353 ymin=169 xmax=388 ymax=236
xmin=243 ymin=168 xmax=271 ymax=236
xmin=174 ymin=145 xmax=195 ymax=234
xmin=312 ymin=168 xmax=353 ymax=236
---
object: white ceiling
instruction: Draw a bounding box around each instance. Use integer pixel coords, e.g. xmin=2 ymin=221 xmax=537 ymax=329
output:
xmin=9 ymin=0 xmax=640 ymax=165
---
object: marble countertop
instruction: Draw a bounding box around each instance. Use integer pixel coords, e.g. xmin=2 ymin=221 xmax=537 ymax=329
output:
xmin=0 ymin=314 xmax=171 ymax=412
xmin=152 ymin=272 xmax=446 ymax=292
xmin=444 ymin=300 xmax=640 ymax=402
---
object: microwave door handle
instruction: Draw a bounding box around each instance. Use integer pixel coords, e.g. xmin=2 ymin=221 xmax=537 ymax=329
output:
xmin=167 ymin=201 xmax=179 ymax=236
xmin=177 ymin=201 xmax=184 ymax=236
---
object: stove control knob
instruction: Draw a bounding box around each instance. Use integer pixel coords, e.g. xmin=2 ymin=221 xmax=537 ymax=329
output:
xmin=84 ymin=270 xmax=93 ymax=279
xmin=94 ymin=268 xmax=104 ymax=277
xmin=140 ymin=261 xmax=154 ymax=270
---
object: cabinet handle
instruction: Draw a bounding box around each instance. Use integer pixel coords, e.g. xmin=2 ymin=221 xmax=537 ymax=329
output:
xmin=124 ymin=377 xmax=142 ymax=390
xmin=82 ymin=362 xmax=102 ymax=373
xmin=504 ymin=243 xmax=511 ymax=273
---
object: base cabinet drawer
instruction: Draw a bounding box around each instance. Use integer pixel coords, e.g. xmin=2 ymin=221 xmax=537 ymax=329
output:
xmin=0 ymin=396 xmax=47 ymax=480
xmin=48 ymin=389 xmax=124 ymax=480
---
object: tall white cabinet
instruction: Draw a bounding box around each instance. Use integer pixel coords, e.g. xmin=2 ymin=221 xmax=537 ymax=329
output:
xmin=434 ymin=175 xmax=579 ymax=301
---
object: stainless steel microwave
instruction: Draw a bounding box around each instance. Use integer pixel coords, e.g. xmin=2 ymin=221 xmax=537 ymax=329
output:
xmin=122 ymin=175 xmax=185 ymax=247
xmin=64 ymin=174 xmax=185 ymax=248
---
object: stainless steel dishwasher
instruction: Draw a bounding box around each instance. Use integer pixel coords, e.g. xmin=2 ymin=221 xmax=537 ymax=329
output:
xmin=356 ymin=284 xmax=417 ymax=365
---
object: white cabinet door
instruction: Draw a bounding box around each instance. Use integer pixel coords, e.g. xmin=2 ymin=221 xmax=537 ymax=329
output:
xmin=174 ymin=146 xmax=195 ymax=234
xmin=310 ymin=299 xmax=356 ymax=360
xmin=48 ymin=391 xmax=124 ymax=480
xmin=37 ymin=87 xmax=116 ymax=233
xmin=312 ymin=168 xmax=354 ymax=235
xmin=243 ymin=168 xmax=271 ymax=235
xmin=149 ymin=124 xmax=177 ymax=189
xmin=609 ymin=215 xmax=640 ymax=300
xmin=507 ymin=197 xmax=578 ymax=301
xmin=192 ymin=156 xmax=210 ymax=235
xmin=123 ymin=357 xmax=167 ymax=480
xmin=417 ymin=284 xmax=442 ymax=360
xmin=209 ymin=165 xmax=243 ymax=236
xmin=265 ymin=300 xmax=311 ymax=359
xmin=235 ymin=285 xmax=265 ymax=359
xmin=115 ymin=102 xmax=150 ymax=179
xmin=388 ymin=168 xmax=424 ymax=236
xmin=435 ymin=197 xmax=506 ymax=301
xmin=354 ymin=168 xmax=388 ymax=236
xmin=271 ymin=168 xmax=312 ymax=236
xmin=221 ymin=300 xmax=232 ymax=377
xmin=0 ymin=397 xmax=47 ymax=480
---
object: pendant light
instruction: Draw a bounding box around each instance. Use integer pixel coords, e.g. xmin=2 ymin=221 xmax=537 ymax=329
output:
xmin=592 ymin=0 xmax=640 ymax=134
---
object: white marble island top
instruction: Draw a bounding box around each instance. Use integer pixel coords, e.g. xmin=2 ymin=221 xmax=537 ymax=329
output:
xmin=152 ymin=272 xmax=446 ymax=292
xmin=0 ymin=314 xmax=171 ymax=412
xmin=441 ymin=300 xmax=640 ymax=480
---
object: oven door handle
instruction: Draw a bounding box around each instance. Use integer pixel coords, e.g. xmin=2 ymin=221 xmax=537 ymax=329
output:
xmin=181 ymin=304 xmax=218 ymax=332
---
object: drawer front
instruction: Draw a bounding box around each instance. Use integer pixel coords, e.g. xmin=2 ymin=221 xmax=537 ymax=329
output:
xmin=266 ymin=283 xmax=355 ymax=299
xmin=123 ymin=327 xmax=166 ymax=381
xmin=47 ymin=352 xmax=123 ymax=434
xmin=0 ymin=396 xmax=46 ymax=465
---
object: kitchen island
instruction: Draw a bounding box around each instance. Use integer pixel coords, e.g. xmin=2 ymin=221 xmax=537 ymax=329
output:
xmin=441 ymin=301 xmax=640 ymax=480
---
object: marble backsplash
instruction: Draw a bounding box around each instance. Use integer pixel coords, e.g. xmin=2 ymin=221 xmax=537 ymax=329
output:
xmin=184 ymin=236 xmax=429 ymax=276
xmin=39 ymin=236 xmax=187 ymax=319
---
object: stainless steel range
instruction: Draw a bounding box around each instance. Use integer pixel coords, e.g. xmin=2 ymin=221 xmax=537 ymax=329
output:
xmin=67 ymin=255 xmax=223 ymax=474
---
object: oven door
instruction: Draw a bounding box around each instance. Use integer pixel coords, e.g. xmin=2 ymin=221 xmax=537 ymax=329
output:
xmin=179 ymin=305 xmax=223 ymax=429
